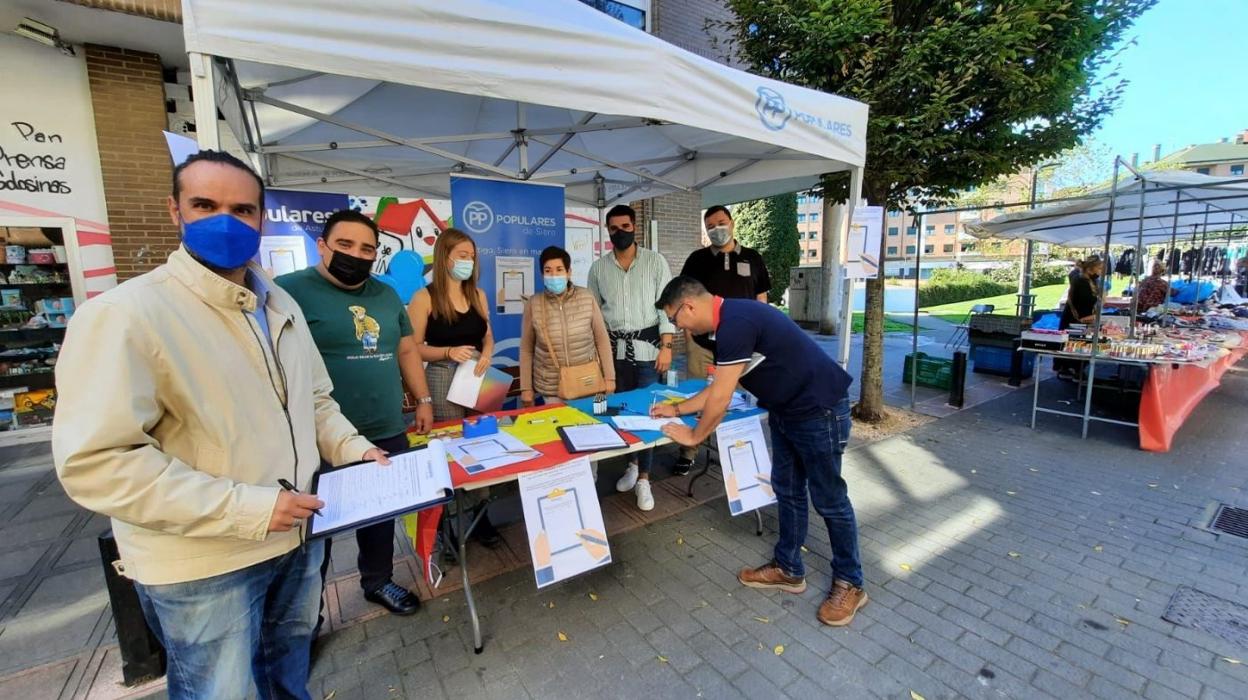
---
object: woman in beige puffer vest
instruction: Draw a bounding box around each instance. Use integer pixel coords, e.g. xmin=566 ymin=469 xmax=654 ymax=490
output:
xmin=520 ymin=247 xmax=616 ymax=403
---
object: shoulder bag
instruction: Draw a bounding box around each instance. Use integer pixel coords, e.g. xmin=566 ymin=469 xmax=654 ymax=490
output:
xmin=538 ymin=294 xmax=606 ymax=400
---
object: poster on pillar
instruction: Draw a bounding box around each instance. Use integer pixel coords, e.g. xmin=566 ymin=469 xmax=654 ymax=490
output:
xmin=846 ymin=205 xmax=884 ymax=280
xmin=450 ymin=176 xmax=566 ymax=369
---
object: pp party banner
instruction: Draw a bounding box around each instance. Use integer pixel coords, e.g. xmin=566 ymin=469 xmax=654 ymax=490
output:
xmin=259 ymin=189 xmax=347 ymax=277
xmin=450 ymin=176 xmax=565 ymax=367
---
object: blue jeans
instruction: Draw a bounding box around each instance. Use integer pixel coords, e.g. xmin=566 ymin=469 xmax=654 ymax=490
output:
xmin=614 ymin=358 xmax=659 ymax=474
xmin=768 ymin=399 xmax=863 ymax=587
xmin=135 ymin=539 xmax=324 ymax=700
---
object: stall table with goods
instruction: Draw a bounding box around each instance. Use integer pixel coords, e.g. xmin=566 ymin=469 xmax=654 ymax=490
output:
xmin=1023 ymin=304 xmax=1248 ymax=450
xmin=0 ymin=228 xmax=86 ymax=443
xmin=397 ymin=379 xmax=767 ymax=653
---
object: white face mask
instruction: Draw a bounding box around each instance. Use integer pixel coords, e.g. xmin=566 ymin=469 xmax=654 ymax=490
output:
xmin=708 ymin=224 xmax=732 ymax=247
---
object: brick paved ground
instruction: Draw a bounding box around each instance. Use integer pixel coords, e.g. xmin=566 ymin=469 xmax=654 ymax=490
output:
xmin=4 ymin=359 xmax=1247 ymax=698
xmin=301 ymin=363 xmax=1248 ymax=700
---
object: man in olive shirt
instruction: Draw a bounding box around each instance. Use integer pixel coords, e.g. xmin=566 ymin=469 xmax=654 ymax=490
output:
xmin=277 ymin=210 xmax=434 ymax=616
xmin=674 ymin=205 xmax=771 ymax=474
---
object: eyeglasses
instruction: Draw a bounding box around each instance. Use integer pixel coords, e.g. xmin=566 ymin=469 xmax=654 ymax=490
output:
xmin=666 ymin=303 xmax=687 ymax=326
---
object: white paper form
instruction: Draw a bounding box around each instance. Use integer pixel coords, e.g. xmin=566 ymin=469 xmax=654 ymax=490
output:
xmin=446 ymin=359 xmax=484 ymax=410
xmin=445 ymin=431 xmax=541 ymax=475
xmin=518 ymin=457 xmax=611 ymax=588
xmin=309 ymin=440 xmax=453 ymax=536
xmin=610 ymin=415 xmax=684 ymax=432
xmin=560 ymin=423 xmax=627 ymax=451
xmin=715 ymin=416 xmax=777 ymax=515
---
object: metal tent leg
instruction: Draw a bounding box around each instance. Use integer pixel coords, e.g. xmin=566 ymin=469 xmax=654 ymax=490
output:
xmin=455 ymin=491 xmax=486 ymax=654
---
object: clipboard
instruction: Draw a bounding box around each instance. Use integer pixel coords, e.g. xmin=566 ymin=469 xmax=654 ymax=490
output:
xmin=305 ymin=445 xmax=455 ymax=541
xmin=556 ymin=424 xmax=628 ymax=453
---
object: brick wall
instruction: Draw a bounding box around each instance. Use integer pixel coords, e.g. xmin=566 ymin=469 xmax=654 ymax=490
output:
xmin=633 ymin=190 xmax=704 ymax=275
xmin=84 ymin=45 xmax=177 ymax=280
xmin=654 ymin=0 xmax=743 ymax=67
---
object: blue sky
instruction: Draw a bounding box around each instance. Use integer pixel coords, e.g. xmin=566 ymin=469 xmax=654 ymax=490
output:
xmin=1090 ymin=0 xmax=1247 ymax=162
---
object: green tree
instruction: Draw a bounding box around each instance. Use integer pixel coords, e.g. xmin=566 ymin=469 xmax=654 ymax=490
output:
xmin=734 ymin=193 xmax=800 ymax=303
xmin=717 ymin=0 xmax=1155 ymax=421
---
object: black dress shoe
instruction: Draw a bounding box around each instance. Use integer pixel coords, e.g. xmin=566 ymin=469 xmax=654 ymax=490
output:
xmin=470 ymin=511 xmax=504 ymax=549
xmin=363 ymin=582 xmax=422 ymax=615
xmin=673 ymin=458 xmax=694 ymax=476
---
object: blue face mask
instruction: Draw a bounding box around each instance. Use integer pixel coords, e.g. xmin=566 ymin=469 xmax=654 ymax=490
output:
xmin=181 ymin=213 xmax=261 ymax=270
xmin=450 ymin=259 xmax=475 ymax=281
xmin=543 ymin=275 xmax=569 ymax=295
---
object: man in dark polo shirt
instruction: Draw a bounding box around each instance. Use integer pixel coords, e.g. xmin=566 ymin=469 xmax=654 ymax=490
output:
xmin=650 ymin=276 xmax=867 ymax=627
xmin=277 ymin=210 xmax=435 ymax=618
xmin=674 ymin=205 xmax=770 ymax=475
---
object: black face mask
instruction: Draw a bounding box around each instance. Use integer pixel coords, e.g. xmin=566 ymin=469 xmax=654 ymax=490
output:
xmin=326 ymin=250 xmax=374 ymax=286
xmin=610 ymin=229 xmax=635 ymax=251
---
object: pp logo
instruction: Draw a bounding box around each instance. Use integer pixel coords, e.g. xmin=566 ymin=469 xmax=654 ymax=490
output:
xmin=462 ymin=201 xmax=494 ymax=234
xmin=755 ymin=86 xmax=791 ymax=131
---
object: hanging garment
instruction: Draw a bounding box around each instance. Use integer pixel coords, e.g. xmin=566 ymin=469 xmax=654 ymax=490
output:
xmin=1115 ymin=248 xmax=1135 ymax=277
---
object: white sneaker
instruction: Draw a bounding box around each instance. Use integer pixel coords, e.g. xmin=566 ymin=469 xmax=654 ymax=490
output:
xmin=616 ymin=463 xmax=639 ymax=492
xmin=635 ymin=479 xmax=655 ymax=511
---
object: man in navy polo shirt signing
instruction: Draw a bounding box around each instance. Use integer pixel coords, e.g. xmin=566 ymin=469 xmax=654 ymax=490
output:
xmin=650 ymin=276 xmax=867 ymax=627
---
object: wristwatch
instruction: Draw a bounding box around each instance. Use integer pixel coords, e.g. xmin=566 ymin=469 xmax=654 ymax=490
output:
xmin=661 ymin=342 xmax=673 ymax=349
xmin=417 ymin=396 xmax=433 ymax=405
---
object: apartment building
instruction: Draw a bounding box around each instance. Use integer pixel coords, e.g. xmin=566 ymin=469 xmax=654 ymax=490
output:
xmin=1159 ymin=129 xmax=1248 ymax=177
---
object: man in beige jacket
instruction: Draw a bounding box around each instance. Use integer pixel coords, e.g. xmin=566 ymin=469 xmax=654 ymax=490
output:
xmin=52 ymin=150 xmax=386 ymax=700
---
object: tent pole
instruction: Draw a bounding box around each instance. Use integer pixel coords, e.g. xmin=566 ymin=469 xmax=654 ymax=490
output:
xmin=911 ymin=211 xmax=923 ymax=412
xmin=1225 ymin=216 xmax=1236 ymax=285
xmin=1084 ymin=157 xmax=1120 ymax=439
xmin=1128 ymin=177 xmax=1148 ymax=337
xmin=835 ymin=167 xmax=863 ymax=367
xmin=189 ymin=53 xmax=220 ymax=150
xmin=515 ymin=104 xmax=528 ymax=178
xmin=1193 ymin=206 xmax=1210 ymax=282
xmin=594 ymin=173 xmax=606 ymax=271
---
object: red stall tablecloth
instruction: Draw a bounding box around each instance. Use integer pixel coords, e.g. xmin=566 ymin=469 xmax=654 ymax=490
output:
xmin=1138 ymin=333 xmax=1248 ymax=452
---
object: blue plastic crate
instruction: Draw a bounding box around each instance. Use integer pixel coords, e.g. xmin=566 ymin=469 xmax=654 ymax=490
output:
xmin=970 ymin=343 xmax=1034 ymax=378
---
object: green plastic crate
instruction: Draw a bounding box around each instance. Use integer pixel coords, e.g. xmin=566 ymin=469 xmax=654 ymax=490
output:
xmin=902 ymin=352 xmax=954 ymax=390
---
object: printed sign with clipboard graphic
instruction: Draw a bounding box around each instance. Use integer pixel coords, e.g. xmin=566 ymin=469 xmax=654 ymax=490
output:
xmin=715 ymin=416 xmax=777 ymax=515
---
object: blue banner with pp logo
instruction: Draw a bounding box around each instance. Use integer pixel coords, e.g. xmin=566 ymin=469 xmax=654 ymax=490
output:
xmin=449 ymin=176 xmax=565 ymax=368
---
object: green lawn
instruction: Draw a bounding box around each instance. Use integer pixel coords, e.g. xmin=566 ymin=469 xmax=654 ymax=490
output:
xmin=920 ymin=283 xmax=1066 ymax=324
xmin=852 ymin=312 xmax=914 ymax=334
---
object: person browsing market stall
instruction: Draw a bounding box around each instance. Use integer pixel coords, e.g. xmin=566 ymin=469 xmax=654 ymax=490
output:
xmin=587 ymin=204 xmax=676 ymax=512
xmin=650 ymin=276 xmax=868 ymax=627
xmin=276 ymin=209 xmax=435 ymax=618
xmin=1135 ymin=260 xmax=1173 ymax=312
xmin=520 ymin=245 xmax=615 ymax=406
xmin=673 ymin=204 xmax=771 ymax=475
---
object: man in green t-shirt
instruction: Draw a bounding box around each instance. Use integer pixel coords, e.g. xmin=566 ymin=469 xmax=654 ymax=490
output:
xmin=277 ymin=210 xmax=434 ymax=617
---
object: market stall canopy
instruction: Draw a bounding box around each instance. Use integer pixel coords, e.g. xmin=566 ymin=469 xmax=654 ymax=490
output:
xmin=180 ymin=0 xmax=869 ymax=207
xmin=966 ymin=171 xmax=1248 ymax=247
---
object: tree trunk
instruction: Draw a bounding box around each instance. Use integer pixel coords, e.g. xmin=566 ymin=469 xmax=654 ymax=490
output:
xmin=852 ymin=182 xmax=890 ymax=423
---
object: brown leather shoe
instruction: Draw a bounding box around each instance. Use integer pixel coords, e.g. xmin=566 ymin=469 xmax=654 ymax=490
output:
xmin=737 ymin=560 xmax=807 ymax=594
xmin=817 ymin=580 xmax=868 ymax=626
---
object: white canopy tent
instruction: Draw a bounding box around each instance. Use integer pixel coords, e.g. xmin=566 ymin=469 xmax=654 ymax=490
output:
xmin=965 ymin=170 xmax=1248 ymax=247
xmin=181 ymin=1 xmax=870 ymax=649
xmin=181 ymin=0 xmax=869 ymax=205
xmin=181 ymin=0 xmax=868 ymax=362
xmin=966 ymin=161 xmax=1248 ymax=338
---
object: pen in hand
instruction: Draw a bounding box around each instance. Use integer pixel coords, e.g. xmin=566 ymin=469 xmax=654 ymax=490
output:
xmin=278 ymin=478 xmax=324 ymax=517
